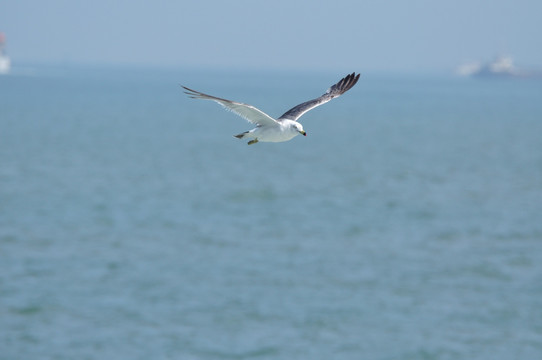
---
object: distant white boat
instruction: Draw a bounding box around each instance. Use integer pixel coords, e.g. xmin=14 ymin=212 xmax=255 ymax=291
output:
xmin=0 ymin=32 xmax=11 ymax=74
xmin=457 ymin=56 xmax=538 ymax=78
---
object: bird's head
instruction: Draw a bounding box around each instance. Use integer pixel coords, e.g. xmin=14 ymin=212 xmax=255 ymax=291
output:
xmin=293 ymin=122 xmax=307 ymax=136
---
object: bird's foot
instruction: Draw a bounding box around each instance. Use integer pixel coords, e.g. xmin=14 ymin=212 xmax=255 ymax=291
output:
xmin=247 ymin=139 xmax=259 ymax=145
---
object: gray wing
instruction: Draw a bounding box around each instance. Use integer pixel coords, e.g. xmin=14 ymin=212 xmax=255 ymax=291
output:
xmin=278 ymin=72 xmax=360 ymax=121
xmin=182 ymin=86 xmax=279 ymax=126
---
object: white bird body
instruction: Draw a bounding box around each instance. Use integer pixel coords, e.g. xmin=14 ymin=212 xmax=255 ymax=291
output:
xmin=182 ymin=72 xmax=360 ymax=145
xmin=239 ymin=119 xmax=304 ymax=143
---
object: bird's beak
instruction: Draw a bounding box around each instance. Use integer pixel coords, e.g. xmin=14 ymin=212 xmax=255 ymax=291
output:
xmin=300 ymin=131 xmax=307 ymax=136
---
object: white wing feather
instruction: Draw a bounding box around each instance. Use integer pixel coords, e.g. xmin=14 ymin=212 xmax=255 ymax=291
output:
xmin=181 ymin=86 xmax=278 ymax=126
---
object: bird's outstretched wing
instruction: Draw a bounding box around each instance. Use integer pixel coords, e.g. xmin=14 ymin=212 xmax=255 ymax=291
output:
xmin=278 ymin=72 xmax=360 ymax=121
xmin=181 ymin=86 xmax=278 ymax=126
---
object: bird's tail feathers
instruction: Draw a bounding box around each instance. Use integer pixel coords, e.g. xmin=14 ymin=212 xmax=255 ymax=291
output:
xmin=234 ymin=131 xmax=249 ymax=139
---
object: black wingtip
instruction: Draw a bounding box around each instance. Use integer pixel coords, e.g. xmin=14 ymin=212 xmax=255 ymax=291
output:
xmin=351 ymin=72 xmax=361 ymax=87
xmin=336 ymin=72 xmax=361 ymax=93
xmin=180 ymin=85 xmax=202 ymax=98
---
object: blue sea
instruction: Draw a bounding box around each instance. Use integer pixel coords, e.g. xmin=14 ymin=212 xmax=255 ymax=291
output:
xmin=1 ymin=65 xmax=542 ymax=360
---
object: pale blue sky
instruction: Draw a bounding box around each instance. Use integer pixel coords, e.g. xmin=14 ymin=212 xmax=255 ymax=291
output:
xmin=1 ymin=0 xmax=541 ymax=72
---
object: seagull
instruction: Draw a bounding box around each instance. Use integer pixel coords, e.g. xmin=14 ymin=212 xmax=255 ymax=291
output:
xmin=181 ymin=72 xmax=360 ymax=145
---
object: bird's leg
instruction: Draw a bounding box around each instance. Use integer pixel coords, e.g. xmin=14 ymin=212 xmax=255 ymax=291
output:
xmin=247 ymin=139 xmax=259 ymax=145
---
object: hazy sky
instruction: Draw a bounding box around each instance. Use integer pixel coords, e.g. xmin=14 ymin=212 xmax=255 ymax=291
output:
xmin=1 ymin=0 xmax=541 ymax=72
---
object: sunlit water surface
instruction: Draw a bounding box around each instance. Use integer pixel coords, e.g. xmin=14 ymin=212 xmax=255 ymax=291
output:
xmin=1 ymin=66 xmax=542 ymax=359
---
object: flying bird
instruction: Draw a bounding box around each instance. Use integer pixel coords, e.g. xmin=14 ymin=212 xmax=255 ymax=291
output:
xmin=181 ymin=72 xmax=360 ymax=145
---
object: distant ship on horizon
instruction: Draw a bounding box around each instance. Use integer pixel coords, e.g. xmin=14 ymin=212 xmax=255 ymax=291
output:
xmin=0 ymin=32 xmax=10 ymax=74
xmin=456 ymin=56 xmax=540 ymax=78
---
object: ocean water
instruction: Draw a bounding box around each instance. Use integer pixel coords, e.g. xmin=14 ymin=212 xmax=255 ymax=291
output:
xmin=1 ymin=65 xmax=542 ymax=360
